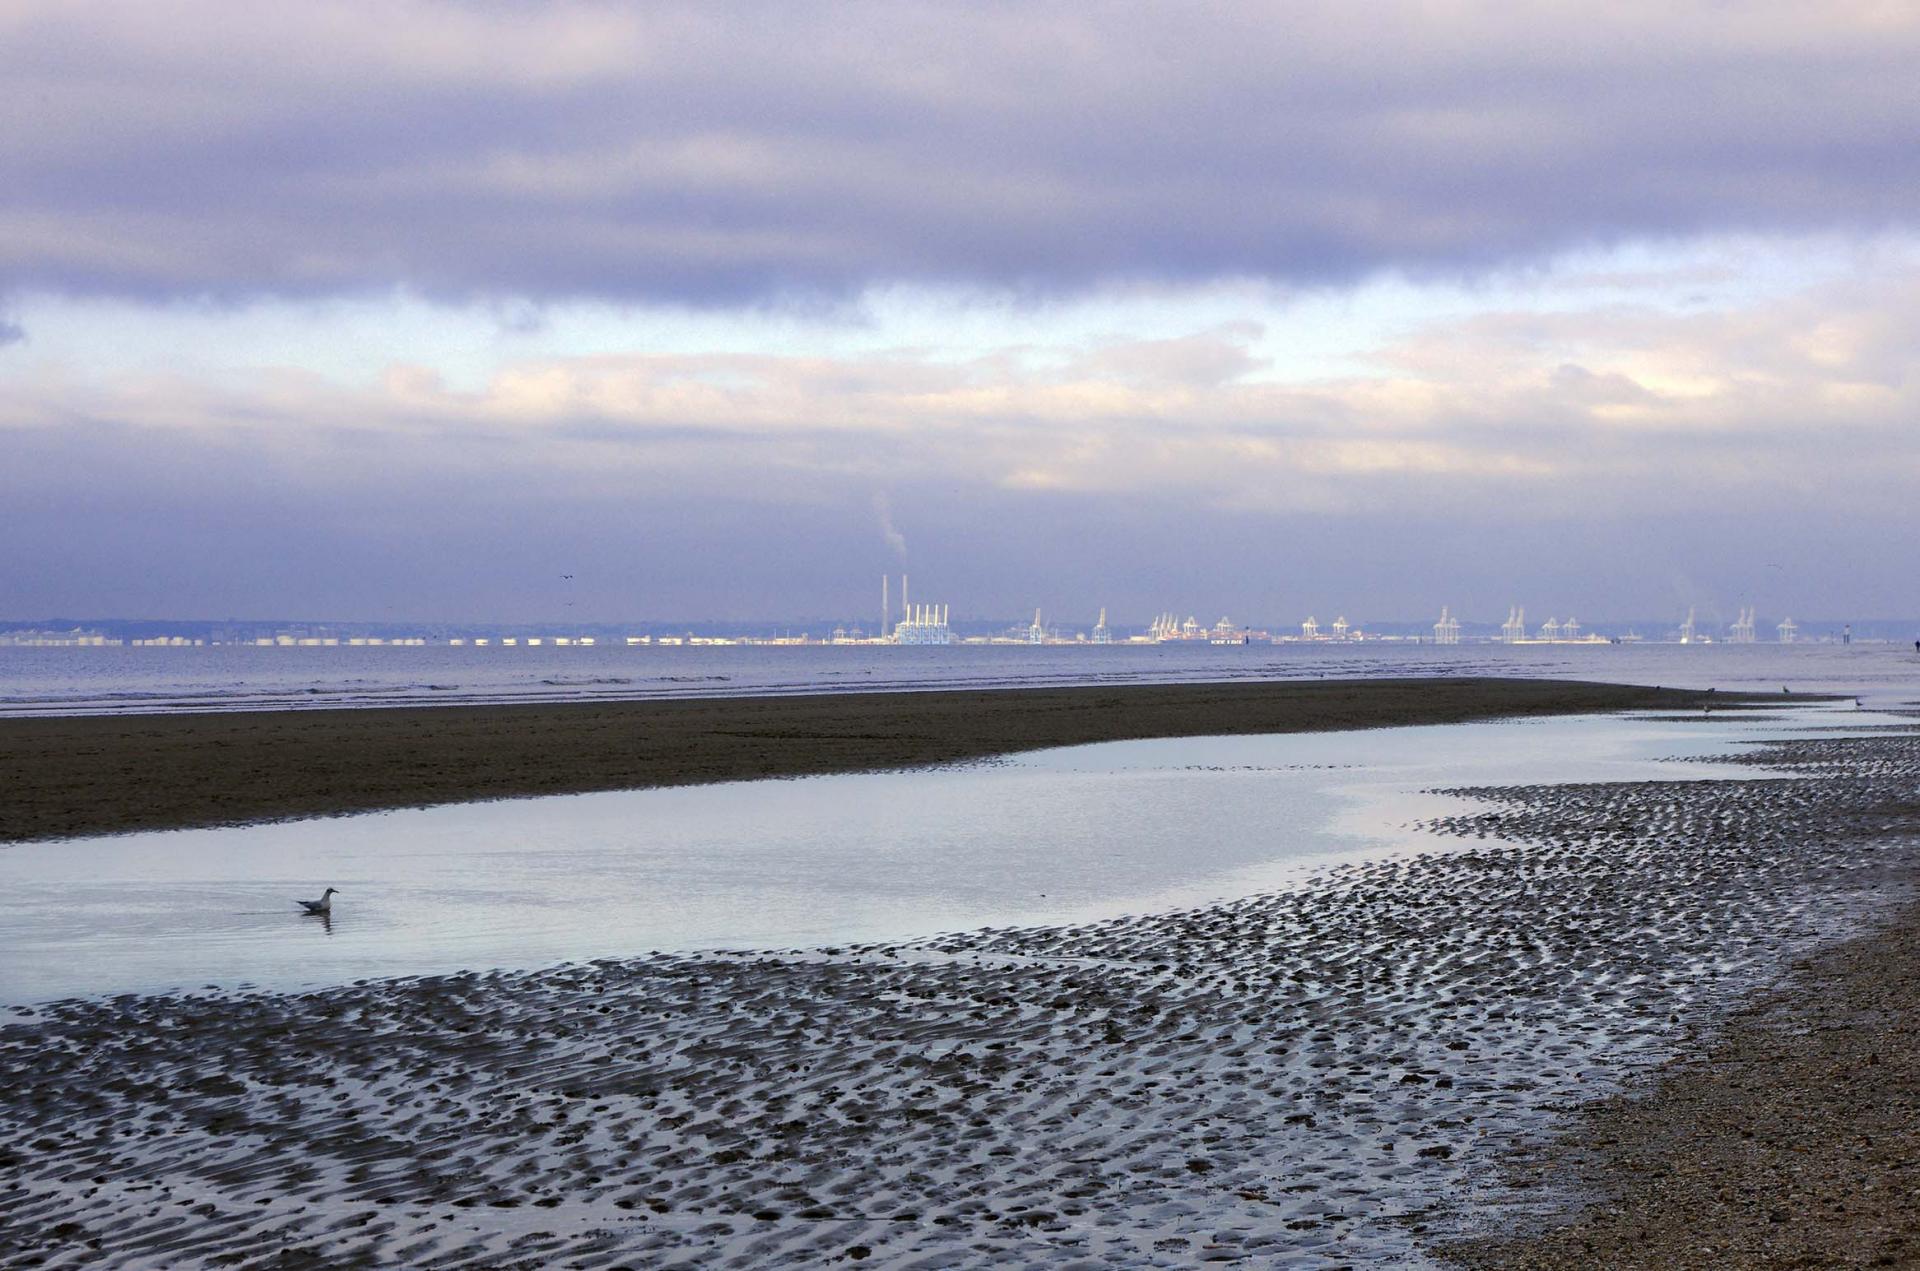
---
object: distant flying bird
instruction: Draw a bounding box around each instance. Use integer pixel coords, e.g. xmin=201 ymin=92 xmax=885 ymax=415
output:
xmin=296 ymin=887 xmax=339 ymax=915
xmin=562 ymin=574 xmax=574 ymax=580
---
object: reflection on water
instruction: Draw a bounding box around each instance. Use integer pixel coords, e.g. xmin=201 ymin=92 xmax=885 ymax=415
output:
xmin=0 ymin=702 xmax=1894 ymax=1003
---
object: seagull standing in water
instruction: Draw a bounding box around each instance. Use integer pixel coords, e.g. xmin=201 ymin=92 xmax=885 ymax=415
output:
xmin=296 ymin=887 xmax=339 ymax=916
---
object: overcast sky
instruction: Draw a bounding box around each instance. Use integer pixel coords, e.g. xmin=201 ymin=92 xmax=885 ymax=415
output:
xmin=4 ymin=1 xmax=1917 ymax=625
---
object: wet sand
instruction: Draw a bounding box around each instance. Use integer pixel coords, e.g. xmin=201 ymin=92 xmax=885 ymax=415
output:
xmin=3 ymin=724 xmax=1914 ymax=1266
xmin=1449 ymin=745 xmax=1920 ymax=1270
xmin=0 ymin=677 xmax=1726 ymax=843
xmin=1450 ymin=907 xmax=1920 ymax=1270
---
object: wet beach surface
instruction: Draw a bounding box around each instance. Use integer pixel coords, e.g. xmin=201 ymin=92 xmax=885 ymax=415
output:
xmin=4 ymin=721 xmax=1917 ymax=1266
xmin=0 ymin=677 xmax=1738 ymax=844
xmin=1449 ymin=735 xmax=1920 ymax=1270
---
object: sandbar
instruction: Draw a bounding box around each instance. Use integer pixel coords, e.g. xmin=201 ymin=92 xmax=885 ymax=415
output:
xmin=0 ymin=676 xmax=1732 ymax=842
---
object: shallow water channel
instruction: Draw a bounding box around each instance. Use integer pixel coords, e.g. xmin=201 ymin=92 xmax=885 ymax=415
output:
xmin=0 ymin=702 xmax=1880 ymax=1003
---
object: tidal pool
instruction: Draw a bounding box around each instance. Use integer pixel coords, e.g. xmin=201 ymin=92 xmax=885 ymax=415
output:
xmin=0 ymin=702 xmax=1878 ymax=1003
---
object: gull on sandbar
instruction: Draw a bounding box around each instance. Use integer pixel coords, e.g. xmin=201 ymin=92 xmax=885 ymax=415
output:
xmin=296 ymin=887 xmax=339 ymax=915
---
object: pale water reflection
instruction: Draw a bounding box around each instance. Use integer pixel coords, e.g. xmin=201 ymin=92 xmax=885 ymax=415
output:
xmin=0 ymin=703 xmax=1886 ymax=1003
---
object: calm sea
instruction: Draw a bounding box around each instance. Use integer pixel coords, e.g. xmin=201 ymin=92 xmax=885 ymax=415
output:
xmin=2 ymin=639 xmax=1917 ymax=716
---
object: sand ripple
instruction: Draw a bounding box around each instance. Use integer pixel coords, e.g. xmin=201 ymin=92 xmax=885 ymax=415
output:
xmin=4 ymin=732 xmax=1917 ymax=1267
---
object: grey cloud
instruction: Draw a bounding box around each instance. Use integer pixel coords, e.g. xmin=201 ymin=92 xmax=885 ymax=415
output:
xmin=4 ymin=416 xmax=1908 ymax=624
xmin=3 ymin=2 xmax=1918 ymax=303
xmin=6 ymin=258 xmax=1919 ymax=620
xmin=10 ymin=262 xmax=1919 ymax=520
xmin=0 ymin=316 xmax=22 ymax=346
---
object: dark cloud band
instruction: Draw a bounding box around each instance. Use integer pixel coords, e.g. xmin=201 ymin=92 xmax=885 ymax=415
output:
xmin=3 ymin=1 xmax=1917 ymax=303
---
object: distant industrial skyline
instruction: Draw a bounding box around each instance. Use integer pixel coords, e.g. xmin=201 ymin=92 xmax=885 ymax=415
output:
xmin=6 ymin=608 xmax=1912 ymax=649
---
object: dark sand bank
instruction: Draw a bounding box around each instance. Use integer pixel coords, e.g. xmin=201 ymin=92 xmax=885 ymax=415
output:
xmin=0 ymin=676 xmax=1732 ymax=843
xmin=3 ymin=727 xmax=1912 ymax=1267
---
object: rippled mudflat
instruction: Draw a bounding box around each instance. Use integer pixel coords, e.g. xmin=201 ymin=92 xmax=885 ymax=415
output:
xmin=3 ymin=701 xmax=1917 ymax=1267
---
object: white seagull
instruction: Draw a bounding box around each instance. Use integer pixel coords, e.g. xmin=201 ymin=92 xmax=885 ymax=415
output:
xmin=296 ymin=887 xmax=339 ymax=916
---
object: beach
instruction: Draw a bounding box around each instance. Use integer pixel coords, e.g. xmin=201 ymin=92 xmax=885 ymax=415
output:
xmin=1450 ymin=737 xmax=1920 ymax=1269
xmin=3 ymin=682 xmax=1917 ymax=1265
xmin=0 ymin=676 xmax=1723 ymax=843
xmin=1453 ymin=894 xmax=1920 ymax=1269
xmin=14 ymin=0 xmax=1916 ymax=1264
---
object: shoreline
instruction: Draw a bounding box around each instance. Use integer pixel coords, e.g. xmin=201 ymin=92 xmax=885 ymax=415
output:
xmin=1450 ymin=896 xmax=1920 ymax=1269
xmin=0 ymin=676 xmax=1734 ymax=843
xmin=2 ymin=720 xmax=1912 ymax=1265
xmin=1448 ymin=737 xmax=1920 ymax=1269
